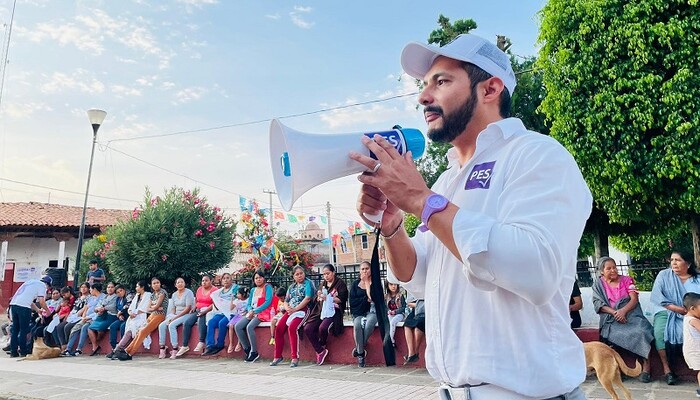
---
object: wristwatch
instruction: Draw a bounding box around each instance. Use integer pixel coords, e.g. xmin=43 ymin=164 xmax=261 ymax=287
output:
xmin=418 ymin=193 xmax=449 ymax=232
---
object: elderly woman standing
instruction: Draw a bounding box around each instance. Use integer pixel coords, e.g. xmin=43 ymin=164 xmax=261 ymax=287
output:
xmin=269 ymin=266 xmax=314 ymax=368
xmin=592 ymin=256 xmax=654 ymax=382
xmin=651 ymin=249 xmax=700 ymax=385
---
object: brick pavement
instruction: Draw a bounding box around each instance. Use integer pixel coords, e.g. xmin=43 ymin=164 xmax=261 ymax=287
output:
xmin=0 ymin=355 xmax=698 ymax=399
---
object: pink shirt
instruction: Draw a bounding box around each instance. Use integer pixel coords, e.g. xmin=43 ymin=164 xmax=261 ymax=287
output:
xmin=195 ymin=286 xmax=214 ymax=310
xmin=602 ymin=275 xmax=638 ymax=305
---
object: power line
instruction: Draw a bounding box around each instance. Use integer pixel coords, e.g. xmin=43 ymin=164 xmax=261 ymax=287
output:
xmin=0 ymin=177 xmax=139 ymax=203
xmin=105 ymin=92 xmax=419 ymax=144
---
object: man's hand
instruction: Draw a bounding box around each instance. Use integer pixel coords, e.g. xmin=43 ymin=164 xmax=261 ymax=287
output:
xmin=350 ymin=134 xmax=431 ymax=219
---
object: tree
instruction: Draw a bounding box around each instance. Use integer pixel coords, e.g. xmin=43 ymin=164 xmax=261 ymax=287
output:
xmin=538 ymin=0 xmax=700 ymax=266
xmin=103 ymin=188 xmax=235 ymax=288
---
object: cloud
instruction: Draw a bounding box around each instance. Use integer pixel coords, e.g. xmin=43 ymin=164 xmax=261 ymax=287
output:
xmin=319 ymin=102 xmax=405 ymax=129
xmin=40 ymin=70 xmax=106 ymax=94
xmin=111 ymin=85 xmax=143 ymax=97
xmin=18 ymin=9 xmax=172 ymax=69
xmin=177 ymin=0 xmax=218 ymax=5
xmin=290 ymin=5 xmax=314 ymax=29
xmin=172 ymin=86 xmax=208 ymax=104
xmin=265 ymin=14 xmax=281 ymax=20
xmin=2 ymin=102 xmax=54 ymax=119
xmin=17 ymin=23 xmax=105 ymax=54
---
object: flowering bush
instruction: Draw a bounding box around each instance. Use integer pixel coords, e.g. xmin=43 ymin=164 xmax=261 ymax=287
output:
xmin=102 ymin=187 xmax=235 ymax=289
xmin=234 ymin=210 xmax=315 ymax=281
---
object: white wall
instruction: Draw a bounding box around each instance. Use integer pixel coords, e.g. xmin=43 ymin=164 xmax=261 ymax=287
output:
xmin=579 ymin=287 xmax=654 ymax=327
xmin=5 ymin=237 xmax=78 ymax=278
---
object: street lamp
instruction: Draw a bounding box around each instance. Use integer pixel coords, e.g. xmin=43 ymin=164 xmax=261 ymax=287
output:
xmin=74 ymin=109 xmax=107 ymax=287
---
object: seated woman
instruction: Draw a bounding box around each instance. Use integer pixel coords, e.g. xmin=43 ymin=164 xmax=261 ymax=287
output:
xmin=86 ymin=282 xmax=119 ymax=356
xmin=114 ymin=280 xmax=151 ymax=360
xmin=235 ymin=269 xmax=274 ymax=363
xmin=592 ymin=256 xmax=654 ymax=382
xmin=105 ymin=284 xmax=133 ymax=359
xmin=303 ymin=264 xmax=348 ymax=366
xmin=349 ymin=261 xmax=376 ymax=368
xmin=65 ymin=283 xmax=105 ymax=356
xmin=270 ymin=266 xmax=314 ymax=368
xmin=203 ymin=273 xmax=237 ymax=355
xmin=385 ymin=280 xmax=406 ymax=348
xmin=650 ymin=249 xmax=700 ymax=385
xmin=54 ymin=283 xmax=87 ymax=354
xmin=178 ymin=274 xmax=215 ymax=356
xmin=119 ymin=277 xmax=168 ymax=360
xmin=158 ymin=277 xmax=195 ymax=359
xmin=402 ymin=295 xmax=425 ymax=365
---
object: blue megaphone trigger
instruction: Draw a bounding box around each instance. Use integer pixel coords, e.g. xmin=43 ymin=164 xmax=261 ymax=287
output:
xmin=281 ymin=152 xmax=291 ymax=177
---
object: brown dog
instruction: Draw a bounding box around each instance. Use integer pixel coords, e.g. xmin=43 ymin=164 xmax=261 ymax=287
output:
xmin=22 ymin=337 xmax=62 ymax=361
xmin=584 ymin=341 xmax=641 ymax=400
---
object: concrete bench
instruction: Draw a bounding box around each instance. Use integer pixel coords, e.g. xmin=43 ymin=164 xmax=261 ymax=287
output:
xmin=81 ymin=319 xmax=426 ymax=367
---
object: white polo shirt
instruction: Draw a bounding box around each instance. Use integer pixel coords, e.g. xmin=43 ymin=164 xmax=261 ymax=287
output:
xmin=402 ymin=118 xmax=592 ymax=398
xmin=10 ymin=279 xmax=48 ymax=308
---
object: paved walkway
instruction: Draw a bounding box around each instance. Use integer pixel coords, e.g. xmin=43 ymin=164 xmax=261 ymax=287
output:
xmin=0 ymin=355 xmax=697 ymax=400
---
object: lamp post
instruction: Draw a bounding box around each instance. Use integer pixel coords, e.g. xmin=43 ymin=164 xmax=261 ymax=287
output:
xmin=74 ymin=109 xmax=107 ymax=287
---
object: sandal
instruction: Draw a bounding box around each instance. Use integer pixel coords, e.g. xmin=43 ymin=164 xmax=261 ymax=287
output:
xmin=227 ymin=344 xmax=235 ymax=354
xmin=90 ymin=346 xmax=101 ymax=356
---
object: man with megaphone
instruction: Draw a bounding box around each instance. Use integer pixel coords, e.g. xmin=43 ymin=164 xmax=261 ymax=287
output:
xmin=351 ymin=34 xmax=592 ymax=400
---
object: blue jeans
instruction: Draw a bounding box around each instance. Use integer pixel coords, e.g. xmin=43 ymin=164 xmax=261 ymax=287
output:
xmin=66 ymin=322 xmax=89 ymax=351
xmin=180 ymin=312 xmax=199 ymax=345
xmin=158 ymin=314 xmax=191 ymax=347
xmin=205 ymin=314 xmax=229 ymax=348
xmin=109 ymin=319 xmax=126 ymax=349
xmin=9 ymin=305 xmax=32 ymax=356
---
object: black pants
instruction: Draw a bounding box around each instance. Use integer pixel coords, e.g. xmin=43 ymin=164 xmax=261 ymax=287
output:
xmin=10 ymin=305 xmax=32 ymax=356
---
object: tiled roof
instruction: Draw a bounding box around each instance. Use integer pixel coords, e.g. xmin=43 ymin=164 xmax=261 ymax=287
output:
xmin=0 ymin=202 xmax=128 ymax=228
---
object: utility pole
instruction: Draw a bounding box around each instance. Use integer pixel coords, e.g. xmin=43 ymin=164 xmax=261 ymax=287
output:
xmin=326 ymin=201 xmax=333 ymax=264
xmin=263 ymin=189 xmax=276 ymax=235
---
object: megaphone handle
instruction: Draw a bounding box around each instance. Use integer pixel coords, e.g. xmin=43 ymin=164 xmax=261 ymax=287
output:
xmin=363 ymin=210 xmax=383 ymax=225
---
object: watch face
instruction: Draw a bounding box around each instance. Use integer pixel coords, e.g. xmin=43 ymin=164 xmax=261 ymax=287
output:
xmin=428 ymin=194 xmax=447 ymax=208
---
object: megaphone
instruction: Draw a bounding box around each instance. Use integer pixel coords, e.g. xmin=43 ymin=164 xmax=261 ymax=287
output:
xmin=269 ymin=119 xmax=426 ymax=223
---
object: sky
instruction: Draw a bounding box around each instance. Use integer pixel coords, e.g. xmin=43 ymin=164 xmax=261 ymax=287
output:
xmin=0 ymin=0 xmax=546 ymax=235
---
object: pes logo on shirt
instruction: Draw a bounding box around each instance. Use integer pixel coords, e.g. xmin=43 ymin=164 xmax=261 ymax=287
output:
xmin=465 ymin=161 xmax=496 ymax=190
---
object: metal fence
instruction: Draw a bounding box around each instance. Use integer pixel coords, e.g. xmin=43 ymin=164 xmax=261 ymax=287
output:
xmin=576 ymin=260 xmax=667 ymax=290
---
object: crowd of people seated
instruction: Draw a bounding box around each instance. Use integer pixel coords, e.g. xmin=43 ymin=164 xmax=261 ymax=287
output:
xmin=2 ymin=261 xmax=426 ymax=369
xmin=584 ymin=250 xmax=700 ymax=386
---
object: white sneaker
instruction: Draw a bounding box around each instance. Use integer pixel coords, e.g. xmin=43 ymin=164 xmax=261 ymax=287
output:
xmin=176 ymin=346 xmax=190 ymax=357
xmin=193 ymin=342 xmax=205 ymax=353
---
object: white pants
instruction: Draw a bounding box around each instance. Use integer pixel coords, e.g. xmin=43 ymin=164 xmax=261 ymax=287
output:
xmin=438 ymin=384 xmax=586 ymax=400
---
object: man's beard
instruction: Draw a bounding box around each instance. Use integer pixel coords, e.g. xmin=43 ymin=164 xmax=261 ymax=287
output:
xmin=425 ymin=90 xmax=477 ymax=144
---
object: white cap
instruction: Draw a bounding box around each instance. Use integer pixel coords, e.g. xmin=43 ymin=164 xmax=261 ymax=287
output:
xmin=401 ymin=33 xmax=517 ymax=95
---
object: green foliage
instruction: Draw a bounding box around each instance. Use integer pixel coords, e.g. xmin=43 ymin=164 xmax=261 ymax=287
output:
xmin=78 ymin=234 xmax=114 ymax=284
xmin=511 ymin=57 xmax=548 ymax=135
xmin=427 ymin=14 xmax=478 ymax=46
xmin=104 ymin=188 xmax=235 ymax=289
xmin=404 ymin=213 xmax=420 ymax=237
xmin=578 ymin=232 xmax=595 ymax=259
xmin=610 ymin=218 xmax=692 ymax=261
xmin=628 ymin=268 xmax=659 ymax=291
xmin=538 ymin=0 xmax=700 ymax=226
